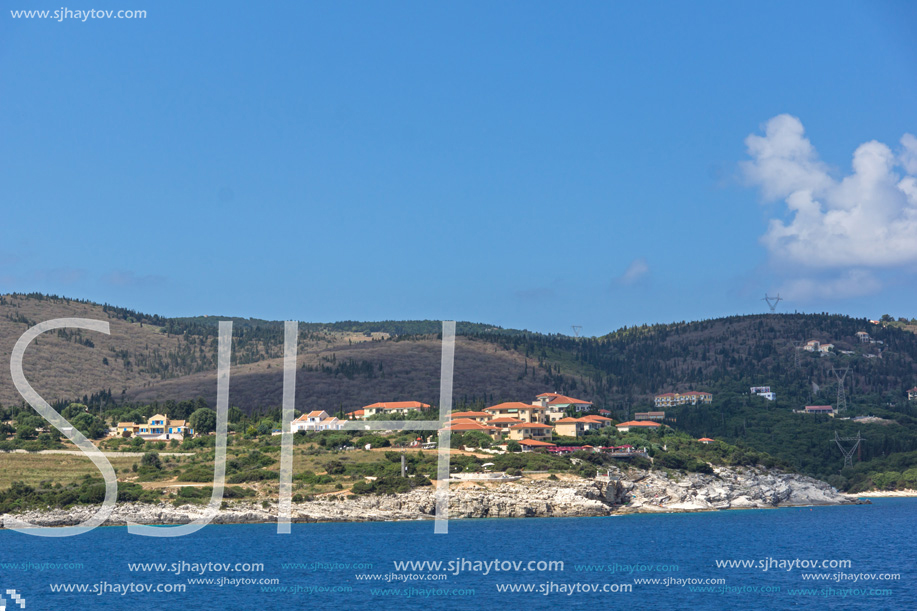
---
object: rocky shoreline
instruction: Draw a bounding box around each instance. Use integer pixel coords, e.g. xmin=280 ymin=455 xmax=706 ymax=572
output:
xmin=2 ymin=466 xmax=867 ymax=528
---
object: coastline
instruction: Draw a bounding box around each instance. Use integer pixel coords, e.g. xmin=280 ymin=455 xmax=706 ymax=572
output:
xmin=1 ymin=466 xmax=869 ymax=529
xmin=843 ymin=489 xmax=917 ymax=498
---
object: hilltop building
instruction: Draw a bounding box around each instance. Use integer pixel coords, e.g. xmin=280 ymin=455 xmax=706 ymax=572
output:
xmin=750 ymin=386 xmax=776 ymax=401
xmin=654 ymin=391 xmax=712 ymax=408
xmin=909 ymin=387 xmax=917 ymax=401
xmin=803 ymin=405 xmax=834 ymax=415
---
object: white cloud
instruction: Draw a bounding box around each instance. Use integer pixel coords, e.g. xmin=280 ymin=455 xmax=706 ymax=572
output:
xmin=742 ymin=115 xmax=917 ymax=270
xmin=618 ymin=258 xmax=650 ymax=285
xmin=778 ymin=269 xmax=882 ymax=301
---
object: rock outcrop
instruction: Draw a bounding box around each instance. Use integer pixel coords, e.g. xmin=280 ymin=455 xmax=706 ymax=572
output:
xmin=2 ymin=466 xmax=863 ymax=528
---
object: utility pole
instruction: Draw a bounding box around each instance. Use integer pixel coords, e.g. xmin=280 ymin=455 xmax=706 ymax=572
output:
xmin=763 ymin=294 xmax=783 ymax=313
xmin=834 ymin=431 xmax=863 ymax=470
xmin=832 ymin=367 xmax=849 ymax=413
xmin=571 ymin=325 xmax=582 ymax=338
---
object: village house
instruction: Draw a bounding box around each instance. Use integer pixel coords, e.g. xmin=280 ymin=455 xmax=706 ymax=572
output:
xmin=358 ymin=401 xmax=431 ymax=419
xmin=615 ymin=420 xmax=663 ymax=433
xmin=448 ymin=411 xmax=492 ymax=424
xmin=750 ymin=386 xmax=776 ymax=401
xmin=634 ymin=411 xmax=665 ymax=421
xmin=579 ymin=415 xmax=613 ymax=429
xmin=291 ymin=410 xmax=343 ymax=432
xmin=507 ymin=422 xmax=554 ymax=441
xmin=908 ymin=387 xmax=917 ymax=401
xmin=653 ymin=391 xmax=712 ymax=408
xmin=115 ymin=414 xmax=193 ymax=441
xmin=803 ymin=405 xmax=835 ymax=415
xmin=486 ymin=416 xmax=525 ymax=434
xmin=553 ymin=417 xmax=587 ymax=438
xmin=441 ymin=418 xmax=501 ymax=440
xmin=516 ymin=439 xmax=556 ymax=452
xmin=698 ymin=437 xmax=714 ymax=444
xmin=484 ymin=402 xmax=546 ymax=424
xmin=533 ymin=392 xmax=593 ymax=422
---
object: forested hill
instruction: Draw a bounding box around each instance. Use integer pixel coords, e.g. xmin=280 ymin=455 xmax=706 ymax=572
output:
xmin=2 ymin=293 xmax=917 ymax=490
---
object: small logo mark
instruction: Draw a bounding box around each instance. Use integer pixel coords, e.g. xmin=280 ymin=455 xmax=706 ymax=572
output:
xmin=1 ymin=588 xmax=26 ymax=610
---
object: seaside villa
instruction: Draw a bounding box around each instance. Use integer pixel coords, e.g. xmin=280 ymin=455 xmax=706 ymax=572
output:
xmin=291 ymin=410 xmax=344 ymax=432
xmin=507 ymin=422 xmax=554 ymax=441
xmin=534 ymin=392 xmax=594 ymax=422
xmin=355 ymin=401 xmax=431 ymax=419
xmin=615 ymin=420 xmax=663 ymax=433
xmin=484 ymin=402 xmax=547 ymax=424
xmin=114 ymin=414 xmax=193 ymax=441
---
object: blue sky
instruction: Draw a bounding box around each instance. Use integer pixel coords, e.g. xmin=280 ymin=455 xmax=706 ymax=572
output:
xmin=2 ymin=1 xmax=916 ymax=335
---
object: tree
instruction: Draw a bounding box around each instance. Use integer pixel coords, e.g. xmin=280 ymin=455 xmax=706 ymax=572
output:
xmin=189 ymin=408 xmax=217 ymax=435
xmin=507 ymin=440 xmax=522 ymax=452
xmin=141 ymin=452 xmax=162 ymax=470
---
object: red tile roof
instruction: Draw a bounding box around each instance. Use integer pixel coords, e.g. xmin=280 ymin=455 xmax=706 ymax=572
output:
xmin=615 ymin=420 xmax=662 ymax=427
xmin=364 ymin=401 xmax=431 ymax=410
xmin=487 ymin=417 xmax=525 ymax=424
xmin=449 ymin=411 xmax=491 ymax=419
xmin=698 ymin=437 xmax=715 ymax=442
xmin=554 ymin=417 xmax=586 ymax=424
xmin=442 ymin=420 xmax=498 ymax=432
xmin=486 ymin=402 xmax=545 ymax=412
xmin=516 ymin=439 xmax=556 ymax=447
xmin=536 ymin=392 xmax=592 ymax=405
xmin=509 ymin=422 xmax=553 ymax=429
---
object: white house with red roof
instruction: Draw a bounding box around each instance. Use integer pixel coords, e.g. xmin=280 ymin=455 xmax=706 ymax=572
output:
xmin=291 ymin=410 xmax=344 ymax=432
xmin=909 ymin=387 xmax=917 ymax=401
xmin=359 ymin=401 xmax=431 ymax=419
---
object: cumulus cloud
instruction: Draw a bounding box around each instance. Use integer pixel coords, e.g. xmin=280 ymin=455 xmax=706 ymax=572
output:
xmin=778 ymin=269 xmax=882 ymax=301
xmin=618 ymin=258 xmax=650 ymax=285
xmin=742 ymin=114 xmax=917 ymax=269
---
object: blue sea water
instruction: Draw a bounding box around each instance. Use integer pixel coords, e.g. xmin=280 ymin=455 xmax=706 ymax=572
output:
xmin=1 ymin=498 xmax=914 ymax=610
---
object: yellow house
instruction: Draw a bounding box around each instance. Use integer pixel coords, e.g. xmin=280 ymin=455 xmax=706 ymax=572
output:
xmin=554 ymin=417 xmax=587 ymax=438
xmin=449 ymin=411 xmax=492 ymax=424
xmin=508 ymin=422 xmax=553 ymax=441
xmin=362 ymin=401 xmax=431 ymax=418
xmin=485 ymin=402 xmax=546 ymax=424
xmin=115 ymin=414 xmax=193 ymax=440
xmin=487 ymin=416 xmax=524 ymax=434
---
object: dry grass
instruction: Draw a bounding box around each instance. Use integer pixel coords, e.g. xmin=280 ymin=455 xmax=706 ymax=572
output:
xmin=0 ymin=453 xmax=142 ymax=488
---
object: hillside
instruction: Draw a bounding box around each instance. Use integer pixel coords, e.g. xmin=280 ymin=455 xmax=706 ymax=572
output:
xmin=0 ymin=293 xmax=582 ymax=412
xmin=3 ymin=293 xmax=917 ymax=492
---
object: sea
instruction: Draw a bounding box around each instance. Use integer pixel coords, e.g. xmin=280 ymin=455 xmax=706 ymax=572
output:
xmin=0 ymin=498 xmax=914 ymax=610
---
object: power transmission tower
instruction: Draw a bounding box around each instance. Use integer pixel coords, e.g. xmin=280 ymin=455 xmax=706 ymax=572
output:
xmin=763 ymin=293 xmax=783 ymax=313
xmin=832 ymin=367 xmax=849 ymax=412
xmin=834 ymin=431 xmax=863 ymax=469
xmin=571 ymin=325 xmax=582 ymax=338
